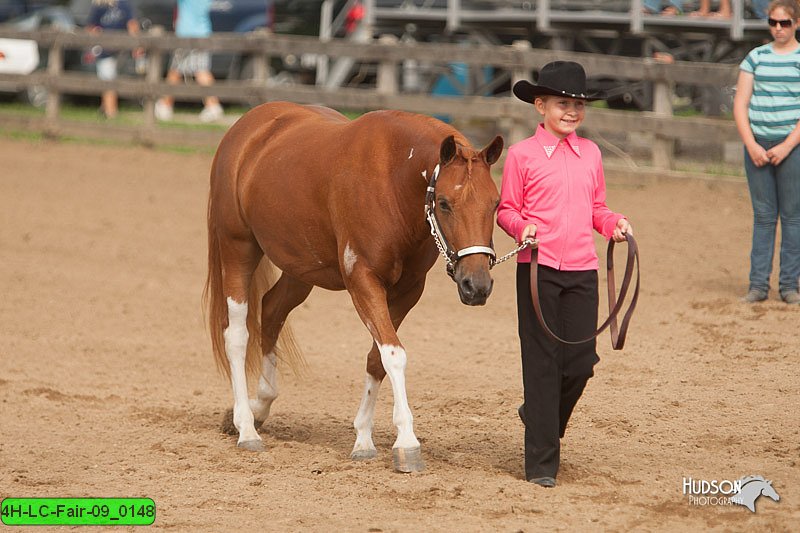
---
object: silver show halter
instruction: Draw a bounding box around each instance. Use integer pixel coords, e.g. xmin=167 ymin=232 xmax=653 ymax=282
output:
xmin=424 ymin=163 xmax=537 ymax=278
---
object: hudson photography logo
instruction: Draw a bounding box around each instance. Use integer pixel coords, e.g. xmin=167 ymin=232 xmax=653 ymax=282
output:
xmin=682 ymin=475 xmax=781 ymax=513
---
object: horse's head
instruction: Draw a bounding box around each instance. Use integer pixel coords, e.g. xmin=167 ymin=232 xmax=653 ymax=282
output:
xmin=761 ymin=480 xmax=780 ymax=502
xmin=431 ymin=134 xmax=503 ymax=306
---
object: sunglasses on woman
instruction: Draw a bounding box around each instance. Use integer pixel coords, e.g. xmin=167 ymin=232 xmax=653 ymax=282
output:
xmin=768 ymin=18 xmax=795 ymax=29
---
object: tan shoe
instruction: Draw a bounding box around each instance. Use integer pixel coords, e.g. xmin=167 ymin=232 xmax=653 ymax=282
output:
xmin=780 ymin=291 xmax=800 ymax=304
xmin=741 ymin=289 xmax=768 ymax=303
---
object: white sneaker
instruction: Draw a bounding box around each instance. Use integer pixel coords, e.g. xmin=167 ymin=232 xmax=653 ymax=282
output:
xmin=154 ymin=100 xmax=173 ymax=121
xmin=199 ymin=104 xmax=224 ymax=123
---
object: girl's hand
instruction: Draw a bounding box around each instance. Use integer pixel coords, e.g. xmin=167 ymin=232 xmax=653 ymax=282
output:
xmin=746 ymin=142 xmax=770 ymax=167
xmin=766 ymin=142 xmax=794 ymax=166
xmin=520 ymin=223 xmax=537 ymax=243
xmin=612 ymin=218 xmax=631 ymax=242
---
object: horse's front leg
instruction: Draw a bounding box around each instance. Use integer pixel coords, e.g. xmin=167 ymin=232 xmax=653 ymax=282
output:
xmin=347 ymin=267 xmax=425 ymax=473
xmin=376 ymin=338 xmax=424 ymax=473
xmin=352 ymin=280 xmax=426 ymax=463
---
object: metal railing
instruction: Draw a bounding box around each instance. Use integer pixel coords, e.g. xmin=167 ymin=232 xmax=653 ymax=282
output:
xmin=364 ymin=0 xmax=766 ymax=40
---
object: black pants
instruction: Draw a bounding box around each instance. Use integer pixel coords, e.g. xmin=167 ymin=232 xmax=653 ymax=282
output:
xmin=516 ymin=263 xmax=600 ymax=481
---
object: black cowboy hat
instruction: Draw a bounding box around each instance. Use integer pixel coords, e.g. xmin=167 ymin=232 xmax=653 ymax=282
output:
xmin=513 ymin=61 xmax=607 ymax=103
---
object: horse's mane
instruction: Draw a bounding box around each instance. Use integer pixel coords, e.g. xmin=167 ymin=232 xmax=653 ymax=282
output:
xmin=739 ymin=475 xmax=766 ymax=486
xmin=365 ymin=110 xmax=472 ymax=149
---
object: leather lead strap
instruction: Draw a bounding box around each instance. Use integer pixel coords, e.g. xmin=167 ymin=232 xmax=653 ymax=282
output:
xmin=529 ymin=234 xmax=640 ymax=350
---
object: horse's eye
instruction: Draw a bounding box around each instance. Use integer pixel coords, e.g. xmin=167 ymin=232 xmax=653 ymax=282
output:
xmin=437 ymin=198 xmax=452 ymax=213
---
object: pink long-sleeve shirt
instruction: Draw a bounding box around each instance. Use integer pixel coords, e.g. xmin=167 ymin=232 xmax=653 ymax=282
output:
xmin=497 ymin=124 xmax=625 ymax=271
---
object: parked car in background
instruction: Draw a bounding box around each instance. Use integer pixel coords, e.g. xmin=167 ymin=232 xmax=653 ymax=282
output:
xmin=0 ymin=37 xmax=39 ymax=80
xmin=0 ymin=6 xmax=83 ymax=106
xmin=0 ymin=0 xmax=62 ymax=23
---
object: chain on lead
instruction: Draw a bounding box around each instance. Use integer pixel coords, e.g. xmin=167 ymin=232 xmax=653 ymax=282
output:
xmin=491 ymin=239 xmax=537 ymax=268
xmin=426 ymin=209 xmax=455 ymax=269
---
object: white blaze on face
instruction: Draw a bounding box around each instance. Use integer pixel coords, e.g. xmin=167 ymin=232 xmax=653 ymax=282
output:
xmin=377 ymin=343 xmax=420 ymax=449
xmin=343 ymin=243 xmax=357 ymax=276
xmin=408 ymin=148 xmax=414 ymax=159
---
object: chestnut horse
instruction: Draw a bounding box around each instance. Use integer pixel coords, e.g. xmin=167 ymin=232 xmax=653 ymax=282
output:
xmin=205 ymin=102 xmax=503 ymax=472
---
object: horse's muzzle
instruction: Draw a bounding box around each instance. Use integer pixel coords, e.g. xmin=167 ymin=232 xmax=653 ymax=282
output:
xmin=456 ymin=270 xmax=493 ymax=306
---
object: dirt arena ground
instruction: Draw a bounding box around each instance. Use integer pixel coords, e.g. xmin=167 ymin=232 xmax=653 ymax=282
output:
xmin=1 ymin=136 xmax=798 ymax=531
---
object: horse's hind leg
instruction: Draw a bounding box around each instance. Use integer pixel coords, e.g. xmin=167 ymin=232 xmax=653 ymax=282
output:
xmin=220 ymin=239 xmax=263 ymax=451
xmin=249 ymin=274 xmax=313 ymax=428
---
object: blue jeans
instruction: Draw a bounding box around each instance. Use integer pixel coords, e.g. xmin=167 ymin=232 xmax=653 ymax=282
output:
xmin=744 ymin=138 xmax=800 ymax=294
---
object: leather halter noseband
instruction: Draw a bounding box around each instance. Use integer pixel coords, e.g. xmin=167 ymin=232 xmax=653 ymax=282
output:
xmin=529 ymin=234 xmax=640 ymax=350
xmin=424 ymin=163 xmax=496 ymax=279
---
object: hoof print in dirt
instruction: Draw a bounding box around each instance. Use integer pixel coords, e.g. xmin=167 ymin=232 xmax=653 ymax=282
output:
xmin=220 ymin=408 xmax=237 ymax=436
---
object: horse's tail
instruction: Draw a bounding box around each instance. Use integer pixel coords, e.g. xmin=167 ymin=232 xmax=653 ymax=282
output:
xmin=245 ymin=257 xmax=308 ymax=379
xmin=203 ymin=182 xmax=232 ymax=379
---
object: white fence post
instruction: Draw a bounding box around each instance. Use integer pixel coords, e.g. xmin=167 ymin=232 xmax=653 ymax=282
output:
xmin=248 ymin=29 xmax=270 ymax=90
xmin=317 ymin=0 xmax=334 ymax=86
xmin=446 ymin=0 xmax=461 ymax=34
xmin=509 ymin=40 xmax=532 ymax=145
xmin=142 ymin=27 xmax=164 ymax=145
xmin=44 ymin=36 xmax=63 ymax=138
xmin=652 ymin=79 xmax=674 ymax=169
xmin=376 ymin=34 xmax=398 ymax=95
xmin=731 ymin=0 xmax=744 ymax=41
xmin=537 ymin=0 xmax=551 ymax=32
xmin=631 ymin=0 xmax=644 ymax=34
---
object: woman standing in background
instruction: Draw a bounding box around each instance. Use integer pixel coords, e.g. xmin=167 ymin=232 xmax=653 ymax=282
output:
xmin=733 ymin=0 xmax=800 ymax=304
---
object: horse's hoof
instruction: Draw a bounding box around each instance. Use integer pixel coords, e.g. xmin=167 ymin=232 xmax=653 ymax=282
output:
xmin=221 ymin=408 xmax=264 ymax=435
xmin=237 ymin=439 xmax=265 ymax=452
xmin=220 ymin=408 xmax=237 ymax=436
xmin=350 ymin=449 xmax=377 ymax=461
xmin=393 ymin=446 xmax=425 ymax=473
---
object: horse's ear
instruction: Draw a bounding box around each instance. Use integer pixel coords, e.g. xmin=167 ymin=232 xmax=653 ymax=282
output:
xmin=440 ymin=135 xmax=457 ymax=166
xmin=482 ymin=135 xmax=504 ymax=165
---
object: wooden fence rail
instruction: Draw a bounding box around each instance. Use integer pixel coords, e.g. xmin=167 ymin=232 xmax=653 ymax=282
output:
xmin=0 ymin=29 xmax=741 ymax=166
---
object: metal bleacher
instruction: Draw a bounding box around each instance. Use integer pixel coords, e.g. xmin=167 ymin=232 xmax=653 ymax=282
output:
xmin=318 ymin=0 xmax=773 ymax=111
xmin=364 ymin=0 xmax=771 ymax=45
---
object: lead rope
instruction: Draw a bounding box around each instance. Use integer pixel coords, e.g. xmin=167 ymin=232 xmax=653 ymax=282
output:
xmin=529 ymin=234 xmax=640 ymax=350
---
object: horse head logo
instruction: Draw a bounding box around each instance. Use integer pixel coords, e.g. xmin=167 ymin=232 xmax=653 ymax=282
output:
xmin=730 ymin=475 xmax=780 ymax=513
